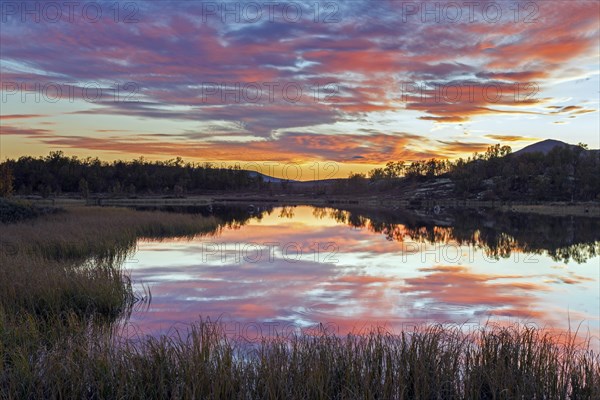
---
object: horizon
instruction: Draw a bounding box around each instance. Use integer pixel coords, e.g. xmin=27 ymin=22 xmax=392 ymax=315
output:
xmin=1 ymin=1 xmax=599 ymax=178
xmin=0 ymin=138 xmax=593 ymax=181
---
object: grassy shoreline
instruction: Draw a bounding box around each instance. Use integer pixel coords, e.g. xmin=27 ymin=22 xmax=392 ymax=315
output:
xmin=0 ymin=205 xmax=219 ymax=317
xmin=15 ymin=194 xmax=600 ymax=218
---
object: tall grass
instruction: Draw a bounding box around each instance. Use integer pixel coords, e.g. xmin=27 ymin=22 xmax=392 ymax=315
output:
xmin=0 ymin=205 xmax=221 ymax=398
xmin=1 ymin=320 xmax=598 ymax=399
xmin=1 ymin=206 xmax=219 ymax=262
xmin=0 ymin=206 xmax=219 ymax=320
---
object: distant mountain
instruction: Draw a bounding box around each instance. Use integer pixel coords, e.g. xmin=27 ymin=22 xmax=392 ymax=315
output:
xmin=513 ymin=139 xmax=579 ymax=156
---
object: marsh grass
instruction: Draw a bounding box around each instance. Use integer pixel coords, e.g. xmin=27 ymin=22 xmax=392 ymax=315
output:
xmin=1 ymin=319 xmax=598 ymax=399
xmin=1 ymin=206 xmax=220 ymax=262
xmin=0 ymin=206 xmax=219 ymax=320
xmin=0 ymin=205 xmax=220 ymax=397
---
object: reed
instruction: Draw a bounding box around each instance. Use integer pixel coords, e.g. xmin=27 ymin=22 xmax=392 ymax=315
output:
xmin=1 ymin=320 xmax=598 ymax=399
xmin=0 ymin=206 xmax=219 ymax=320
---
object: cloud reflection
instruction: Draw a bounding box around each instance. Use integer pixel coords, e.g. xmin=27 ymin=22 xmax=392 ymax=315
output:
xmin=125 ymin=206 xmax=598 ymax=339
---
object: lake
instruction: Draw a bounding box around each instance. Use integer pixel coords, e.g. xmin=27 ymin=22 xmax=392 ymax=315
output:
xmin=122 ymin=205 xmax=600 ymax=345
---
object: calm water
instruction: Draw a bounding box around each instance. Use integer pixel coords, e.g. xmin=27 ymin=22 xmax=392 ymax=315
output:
xmin=123 ymin=205 xmax=600 ymax=344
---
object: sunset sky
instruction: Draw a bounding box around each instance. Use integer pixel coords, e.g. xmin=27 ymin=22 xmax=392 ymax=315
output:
xmin=1 ymin=0 xmax=599 ymax=178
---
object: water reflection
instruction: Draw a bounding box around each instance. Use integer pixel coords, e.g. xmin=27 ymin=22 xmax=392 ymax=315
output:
xmin=124 ymin=205 xmax=599 ymax=341
xmin=319 ymin=206 xmax=600 ymax=263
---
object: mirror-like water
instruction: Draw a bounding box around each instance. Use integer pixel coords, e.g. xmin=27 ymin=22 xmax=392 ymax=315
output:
xmin=123 ymin=205 xmax=600 ymax=344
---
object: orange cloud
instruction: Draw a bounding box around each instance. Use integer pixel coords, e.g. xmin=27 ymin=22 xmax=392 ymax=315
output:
xmin=403 ymin=265 xmax=550 ymax=320
xmin=28 ymin=131 xmax=445 ymax=164
xmin=484 ymin=135 xmax=538 ymax=142
xmin=0 ymin=114 xmax=46 ymax=120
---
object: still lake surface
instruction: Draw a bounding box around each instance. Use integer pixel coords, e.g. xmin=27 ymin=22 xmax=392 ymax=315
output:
xmin=122 ymin=205 xmax=600 ymax=344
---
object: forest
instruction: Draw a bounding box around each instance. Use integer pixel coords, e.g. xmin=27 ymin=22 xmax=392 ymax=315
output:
xmin=354 ymin=143 xmax=600 ymax=201
xmin=1 ymin=143 xmax=598 ymax=201
xmin=0 ymin=153 xmax=262 ymax=197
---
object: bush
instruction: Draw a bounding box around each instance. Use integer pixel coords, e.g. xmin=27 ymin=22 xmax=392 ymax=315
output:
xmin=0 ymin=198 xmax=62 ymax=224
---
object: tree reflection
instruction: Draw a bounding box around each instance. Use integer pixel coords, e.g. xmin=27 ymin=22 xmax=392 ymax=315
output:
xmin=134 ymin=204 xmax=599 ymax=264
xmin=315 ymin=206 xmax=600 ymax=264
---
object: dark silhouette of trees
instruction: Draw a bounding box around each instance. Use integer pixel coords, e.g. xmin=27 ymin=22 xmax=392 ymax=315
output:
xmin=1 ymin=151 xmax=262 ymax=197
xmin=0 ymin=164 xmax=14 ymax=197
xmin=449 ymin=144 xmax=599 ymax=200
xmin=2 ymin=143 xmax=598 ymax=201
xmin=332 ymin=172 xmax=368 ymax=194
xmin=366 ymin=144 xmax=599 ymax=201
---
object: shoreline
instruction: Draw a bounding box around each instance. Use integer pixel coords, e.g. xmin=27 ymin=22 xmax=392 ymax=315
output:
xmin=12 ymin=194 xmax=600 ymax=218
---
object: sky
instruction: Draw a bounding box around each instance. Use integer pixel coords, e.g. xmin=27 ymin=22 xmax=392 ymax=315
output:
xmin=1 ymin=0 xmax=599 ymax=178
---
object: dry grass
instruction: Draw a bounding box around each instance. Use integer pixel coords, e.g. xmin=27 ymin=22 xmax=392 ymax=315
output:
xmin=1 ymin=206 xmax=219 ymax=261
xmin=1 ymin=320 xmax=598 ymax=399
xmin=0 ymin=206 xmax=218 ymax=319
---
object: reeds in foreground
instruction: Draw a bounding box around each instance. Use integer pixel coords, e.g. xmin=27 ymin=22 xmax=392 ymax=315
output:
xmin=1 ymin=319 xmax=598 ymax=399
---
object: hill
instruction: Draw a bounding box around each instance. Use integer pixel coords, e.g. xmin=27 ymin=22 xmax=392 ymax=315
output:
xmin=356 ymin=141 xmax=599 ymax=202
xmin=514 ymin=139 xmax=579 ymax=156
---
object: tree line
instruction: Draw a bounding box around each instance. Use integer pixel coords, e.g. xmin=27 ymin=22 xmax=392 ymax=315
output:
xmin=0 ymin=152 xmax=263 ymax=197
xmin=0 ymin=143 xmax=598 ymax=201
xmin=337 ymin=144 xmax=599 ymax=201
